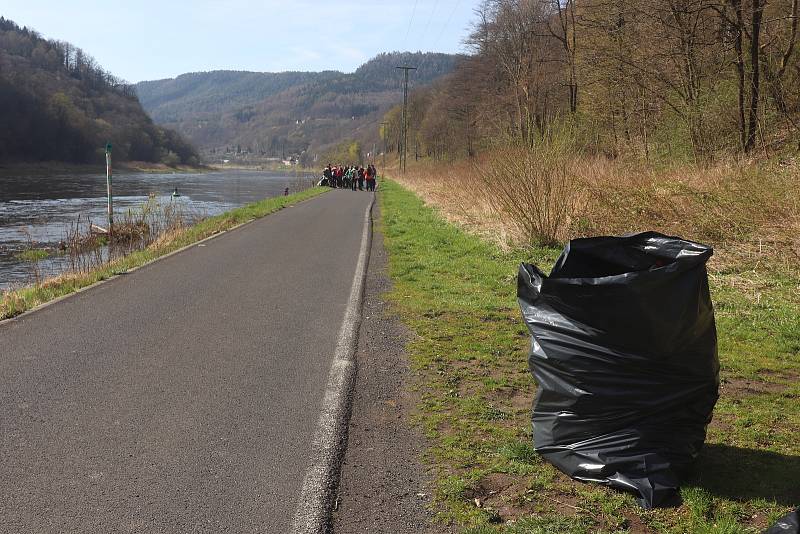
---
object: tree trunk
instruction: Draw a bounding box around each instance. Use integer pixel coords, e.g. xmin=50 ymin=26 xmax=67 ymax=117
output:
xmin=569 ymin=1 xmax=579 ymax=113
xmin=770 ymin=0 xmax=798 ymax=115
xmin=746 ymin=0 xmax=765 ymax=152
xmin=553 ymin=0 xmax=579 ymax=114
xmin=731 ymin=0 xmax=748 ymax=150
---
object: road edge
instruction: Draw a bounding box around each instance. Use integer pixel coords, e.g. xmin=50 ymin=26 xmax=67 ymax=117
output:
xmin=331 ymin=197 xmax=450 ymax=534
xmin=290 ymin=194 xmax=375 ymax=534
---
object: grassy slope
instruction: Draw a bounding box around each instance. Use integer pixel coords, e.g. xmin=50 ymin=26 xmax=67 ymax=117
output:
xmin=379 ymin=179 xmax=799 ymax=533
xmin=1 ymin=187 xmax=329 ymax=321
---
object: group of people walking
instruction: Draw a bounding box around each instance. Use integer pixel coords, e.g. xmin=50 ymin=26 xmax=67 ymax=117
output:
xmin=321 ymin=164 xmax=377 ymax=192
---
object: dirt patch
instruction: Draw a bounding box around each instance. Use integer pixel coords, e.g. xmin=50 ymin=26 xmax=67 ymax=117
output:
xmin=488 ymin=387 xmax=534 ymax=413
xmin=546 ymin=492 xmax=585 ymax=516
xmin=463 ymin=470 xmax=661 ymax=533
xmin=479 ymin=312 xmax=519 ymax=325
xmin=720 ymin=377 xmax=790 ymax=398
xmin=621 ymin=512 xmax=657 ymax=534
xmin=464 ymin=473 xmax=517 ymax=502
xmin=464 ymin=473 xmax=534 ymax=522
xmin=741 ymin=512 xmax=774 ymax=532
xmin=755 ymin=368 xmax=800 ymax=382
xmin=709 ymin=412 xmax=736 ymax=432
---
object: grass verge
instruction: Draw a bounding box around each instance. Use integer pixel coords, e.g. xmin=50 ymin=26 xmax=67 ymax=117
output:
xmin=379 ymin=178 xmax=799 ymax=533
xmin=0 ymin=187 xmax=328 ymax=321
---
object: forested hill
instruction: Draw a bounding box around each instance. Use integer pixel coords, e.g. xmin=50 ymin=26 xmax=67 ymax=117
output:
xmin=135 ymin=52 xmax=460 ymax=162
xmin=0 ymin=17 xmax=199 ymax=166
xmin=380 ymin=1 xmax=800 ymax=163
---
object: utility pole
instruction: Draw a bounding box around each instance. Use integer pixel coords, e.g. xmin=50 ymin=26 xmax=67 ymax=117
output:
xmin=105 ymin=143 xmax=113 ymax=236
xmin=395 ymin=65 xmax=416 ymax=173
xmin=380 ymin=121 xmax=389 ymax=170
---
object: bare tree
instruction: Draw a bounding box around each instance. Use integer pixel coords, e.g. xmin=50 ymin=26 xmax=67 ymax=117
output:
xmin=545 ymin=0 xmax=579 ymax=113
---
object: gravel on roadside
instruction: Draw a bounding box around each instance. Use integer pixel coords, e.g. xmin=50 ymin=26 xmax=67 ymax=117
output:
xmin=332 ymin=200 xmax=451 ymax=534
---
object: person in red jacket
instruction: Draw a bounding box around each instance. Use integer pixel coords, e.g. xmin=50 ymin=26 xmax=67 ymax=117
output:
xmin=366 ymin=165 xmax=377 ymax=191
xmin=336 ymin=166 xmax=344 ymax=188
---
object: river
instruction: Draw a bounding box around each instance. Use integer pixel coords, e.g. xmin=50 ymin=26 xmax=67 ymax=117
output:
xmin=0 ymin=169 xmax=316 ymax=291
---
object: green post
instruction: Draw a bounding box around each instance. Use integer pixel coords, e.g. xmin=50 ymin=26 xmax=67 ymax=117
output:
xmin=105 ymin=143 xmax=113 ymax=234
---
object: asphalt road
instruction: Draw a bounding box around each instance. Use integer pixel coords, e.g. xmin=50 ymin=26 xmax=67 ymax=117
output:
xmin=0 ymin=189 xmax=372 ymax=534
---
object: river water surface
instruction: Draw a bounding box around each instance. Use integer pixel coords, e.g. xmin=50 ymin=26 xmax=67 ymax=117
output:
xmin=0 ymin=170 xmax=313 ymax=291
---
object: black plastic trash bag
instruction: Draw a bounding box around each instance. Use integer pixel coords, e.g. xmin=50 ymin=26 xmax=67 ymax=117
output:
xmin=517 ymin=232 xmax=720 ymax=509
xmin=766 ymin=509 xmax=800 ymax=534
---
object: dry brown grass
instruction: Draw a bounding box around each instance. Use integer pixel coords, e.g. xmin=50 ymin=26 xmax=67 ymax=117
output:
xmin=390 ymin=156 xmax=514 ymax=246
xmin=391 ymin=149 xmax=800 ymax=273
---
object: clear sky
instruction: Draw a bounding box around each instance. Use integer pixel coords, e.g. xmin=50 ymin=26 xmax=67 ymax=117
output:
xmin=2 ymin=0 xmax=482 ymax=82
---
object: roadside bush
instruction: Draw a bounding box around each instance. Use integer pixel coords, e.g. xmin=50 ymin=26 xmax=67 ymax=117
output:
xmin=476 ymin=145 xmax=580 ymax=247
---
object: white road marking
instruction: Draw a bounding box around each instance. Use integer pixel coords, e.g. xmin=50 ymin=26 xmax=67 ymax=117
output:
xmin=290 ymin=195 xmax=374 ymax=533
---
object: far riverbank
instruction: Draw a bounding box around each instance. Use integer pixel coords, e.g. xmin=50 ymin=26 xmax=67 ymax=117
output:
xmin=0 ymin=161 xmax=210 ymax=177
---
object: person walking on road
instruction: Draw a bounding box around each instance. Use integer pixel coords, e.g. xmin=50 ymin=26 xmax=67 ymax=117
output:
xmin=348 ymin=166 xmax=357 ymax=191
xmin=366 ymin=165 xmax=377 ymax=192
xmin=336 ymin=166 xmax=344 ymax=188
xmin=357 ymin=167 xmax=365 ymax=191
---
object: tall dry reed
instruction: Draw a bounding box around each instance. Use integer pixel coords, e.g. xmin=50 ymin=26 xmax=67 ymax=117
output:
xmin=60 ymin=195 xmax=197 ymax=275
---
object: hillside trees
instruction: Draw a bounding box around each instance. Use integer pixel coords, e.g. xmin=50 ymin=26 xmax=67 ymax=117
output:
xmin=722 ymin=0 xmax=800 ymax=151
xmin=135 ymin=52 xmax=461 ymax=160
xmin=382 ymin=0 xmax=799 ymax=162
xmin=0 ymin=17 xmax=198 ymax=165
xmin=765 ymin=0 xmax=799 ymax=116
xmin=546 ymin=0 xmax=579 ymax=114
xmin=579 ymin=0 xmax=734 ymax=158
xmin=468 ymin=0 xmax=568 ymax=145
xmin=322 ymin=140 xmax=364 ymax=165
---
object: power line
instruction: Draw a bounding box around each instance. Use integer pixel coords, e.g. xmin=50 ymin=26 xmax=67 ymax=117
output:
xmin=421 ymin=0 xmax=442 ymax=42
xmin=435 ymin=0 xmax=463 ymax=47
xmin=404 ymin=0 xmax=420 ymax=46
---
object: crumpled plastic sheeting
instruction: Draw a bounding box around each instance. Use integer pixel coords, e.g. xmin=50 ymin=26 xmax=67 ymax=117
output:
xmin=517 ymin=232 xmax=720 ymax=509
xmin=766 ymin=509 xmax=800 ymax=534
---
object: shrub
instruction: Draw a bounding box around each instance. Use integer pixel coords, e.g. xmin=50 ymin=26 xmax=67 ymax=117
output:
xmin=476 ymin=145 xmax=580 ymax=247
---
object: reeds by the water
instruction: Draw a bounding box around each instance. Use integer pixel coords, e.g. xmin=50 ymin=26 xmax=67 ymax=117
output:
xmin=7 ymin=177 xmax=320 ymax=292
xmin=1 ymin=185 xmax=328 ymax=320
xmin=2 ymin=195 xmax=202 ymax=291
xmin=59 ymin=194 xmax=197 ymax=275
